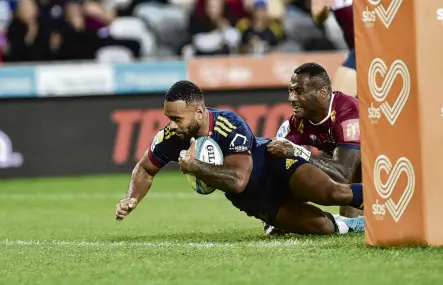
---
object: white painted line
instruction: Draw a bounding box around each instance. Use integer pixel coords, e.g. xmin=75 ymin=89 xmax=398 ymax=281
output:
xmin=0 ymin=193 xmax=224 ymax=200
xmin=0 ymin=239 xmax=313 ymax=248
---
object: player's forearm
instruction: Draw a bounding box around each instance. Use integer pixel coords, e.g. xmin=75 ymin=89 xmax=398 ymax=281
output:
xmin=189 ymin=160 xmax=242 ymax=194
xmin=308 ymin=156 xmax=349 ymax=183
xmin=126 ymin=163 xmax=154 ymax=201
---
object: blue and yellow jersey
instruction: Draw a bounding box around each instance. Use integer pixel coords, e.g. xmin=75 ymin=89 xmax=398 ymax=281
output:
xmin=148 ymin=108 xmax=271 ymax=190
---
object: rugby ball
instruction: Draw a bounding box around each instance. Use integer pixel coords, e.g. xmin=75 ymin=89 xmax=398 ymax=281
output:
xmin=186 ymin=137 xmax=224 ymax=195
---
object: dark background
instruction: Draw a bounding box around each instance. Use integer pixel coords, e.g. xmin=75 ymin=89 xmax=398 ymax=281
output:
xmin=0 ymin=88 xmax=289 ymax=178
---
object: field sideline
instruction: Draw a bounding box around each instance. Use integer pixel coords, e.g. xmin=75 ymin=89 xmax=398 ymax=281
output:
xmin=1 ymin=171 xmax=442 ymax=285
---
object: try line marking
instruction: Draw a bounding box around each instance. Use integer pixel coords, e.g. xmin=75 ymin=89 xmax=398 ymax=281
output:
xmin=0 ymin=193 xmax=224 ymax=200
xmin=0 ymin=239 xmax=313 ymax=248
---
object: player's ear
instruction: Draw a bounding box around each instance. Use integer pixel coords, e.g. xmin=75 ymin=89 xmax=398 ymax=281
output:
xmin=195 ymin=104 xmax=205 ymax=121
xmin=317 ymin=86 xmax=329 ymax=101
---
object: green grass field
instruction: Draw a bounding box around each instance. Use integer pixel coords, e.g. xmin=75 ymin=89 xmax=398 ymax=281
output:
xmin=1 ymin=171 xmax=443 ymax=285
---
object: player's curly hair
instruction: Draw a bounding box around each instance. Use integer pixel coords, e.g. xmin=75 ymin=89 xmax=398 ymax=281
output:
xmin=294 ymin=62 xmax=332 ymax=93
xmin=165 ymin=80 xmax=204 ymax=105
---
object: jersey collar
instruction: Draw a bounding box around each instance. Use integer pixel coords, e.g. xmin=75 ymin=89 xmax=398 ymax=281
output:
xmin=309 ymin=92 xmax=335 ymax=126
xmin=208 ymin=110 xmax=215 ymax=134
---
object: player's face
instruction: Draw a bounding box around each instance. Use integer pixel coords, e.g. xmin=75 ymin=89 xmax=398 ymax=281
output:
xmin=288 ymin=73 xmax=318 ymax=119
xmin=164 ymin=100 xmax=203 ymax=140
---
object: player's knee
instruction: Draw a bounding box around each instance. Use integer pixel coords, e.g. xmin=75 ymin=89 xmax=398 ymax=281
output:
xmin=340 ymin=206 xmax=363 ymax=218
xmin=323 ymin=183 xmax=349 ymax=205
xmin=317 ymin=182 xmax=341 ymax=205
xmin=306 ymin=215 xmax=336 ymax=235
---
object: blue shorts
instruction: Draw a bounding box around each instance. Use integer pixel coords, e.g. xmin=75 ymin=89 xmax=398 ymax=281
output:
xmin=343 ymin=49 xmax=356 ymax=70
xmin=225 ymin=156 xmax=308 ymax=225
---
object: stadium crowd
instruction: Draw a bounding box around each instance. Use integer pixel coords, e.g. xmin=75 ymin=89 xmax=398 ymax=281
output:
xmin=0 ymin=0 xmax=348 ymax=63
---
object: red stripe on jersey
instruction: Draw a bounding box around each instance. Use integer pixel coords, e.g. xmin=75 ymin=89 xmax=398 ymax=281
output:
xmin=148 ymin=150 xmax=163 ymax=168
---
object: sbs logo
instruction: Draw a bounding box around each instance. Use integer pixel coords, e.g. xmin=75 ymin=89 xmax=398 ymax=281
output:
xmin=437 ymin=9 xmax=443 ymax=22
xmin=363 ymin=0 xmax=403 ymax=28
xmin=367 ymin=58 xmax=410 ymax=125
xmin=372 ymin=155 xmax=415 ymax=223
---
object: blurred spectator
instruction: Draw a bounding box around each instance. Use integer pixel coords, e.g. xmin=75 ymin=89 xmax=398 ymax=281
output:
xmin=5 ymin=0 xmax=51 ymax=62
xmin=83 ymin=0 xmax=117 ymax=29
xmin=194 ymin=0 xmax=249 ymax=21
xmin=265 ymin=0 xmax=284 ymax=20
xmin=281 ymin=0 xmax=336 ymax=52
xmin=0 ymin=0 xmax=11 ymax=62
xmin=0 ymin=0 xmax=345 ymax=63
xmin=187 ymin=0 xmax=240 ymax=56
xmin=133 ymin=0 xmax=191 ymax=55
xmin=50 ymin=1 xmax=140 ymax=60
xmin=82 ymin=0 xmax=157 ymax=57
xmin=236 ymin=0 xmax=283 ymax=55
xmin=49 ymin=1 xmax=100 ymax=60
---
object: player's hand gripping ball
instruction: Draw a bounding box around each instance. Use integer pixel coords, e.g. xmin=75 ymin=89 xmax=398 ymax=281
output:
xmin=180 ymin=136 xmax=224 ymax=195
xmin=178 ymin=137 xmax=197 ymax=174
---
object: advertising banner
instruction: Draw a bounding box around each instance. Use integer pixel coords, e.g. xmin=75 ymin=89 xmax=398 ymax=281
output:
xmin=113 ymin=61 xmax=187 ymax=94
xmin=0 ymin=89 xmax=292 ymax=178
xmin=0 ymin=66 xmax=37 ymax=98
xmin=355 ymin=0 xmax=443 ymax=246
xmin=187 ymin=52 xmax=346 ymax=90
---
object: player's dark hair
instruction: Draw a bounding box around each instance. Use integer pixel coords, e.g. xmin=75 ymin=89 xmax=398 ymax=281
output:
xmin=294 ymin=62 xmax=332 ymax=93
xmin=165 ymin=80 xmax=204 ymax=105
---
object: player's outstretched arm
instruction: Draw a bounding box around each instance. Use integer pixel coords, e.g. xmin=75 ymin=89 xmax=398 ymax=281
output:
xmin=179 ymin=138 xmax=252 ymax=194
xmin=116 ymin=152 xmax=161 ymax=221
xmin=308 ymin=147 xmax=360 ymax=183
xmin=127 ymin=153 xmax=161 ymax=201
xmin=267 ymin=139 xmax=360 ymax=183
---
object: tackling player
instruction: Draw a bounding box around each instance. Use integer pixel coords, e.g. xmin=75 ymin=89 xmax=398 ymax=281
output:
xmin=264 ymin=62 xmax=362 ymax=235
xmin=115 ymin=80 xmax=364 ymax=236
xmin=311 ymin=0 xmax=356 ymax=97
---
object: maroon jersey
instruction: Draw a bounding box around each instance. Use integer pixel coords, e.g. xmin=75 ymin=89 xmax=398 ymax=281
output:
xmin=276 ymin=92 xmax=360 ymax=155
xmin=331 ymin=0 xmax=354 ymax=49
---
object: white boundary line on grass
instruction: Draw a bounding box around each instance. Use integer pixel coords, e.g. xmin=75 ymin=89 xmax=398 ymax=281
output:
xmin=0 ymin=193 xmax=224 ymax=200
xmin=0 ymin=239 xmax=313 ymax=248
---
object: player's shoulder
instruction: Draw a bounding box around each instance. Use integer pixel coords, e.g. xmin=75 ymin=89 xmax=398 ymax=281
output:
xmin=150 ymin=124 xmax=180 ymax=151
xmin=331 ymin=92 xmax=358 ymax=116
xmin=209 ymin=107 xmax=254 ymax=153
xmin=209 ymin=107 xmax=248 ymax=130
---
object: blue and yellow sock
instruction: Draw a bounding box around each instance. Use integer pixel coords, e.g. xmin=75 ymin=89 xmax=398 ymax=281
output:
xmin=349 ymin=183 xmax=364 ymax=209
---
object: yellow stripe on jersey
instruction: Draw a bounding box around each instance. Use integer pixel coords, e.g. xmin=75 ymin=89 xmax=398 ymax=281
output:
xmin=215 ymin=121 xmax=233 ymax=133
xmin=165 ymin=131 xmax=176 ymax=140
xmin=217 ymin=116 xmax=237 ymax=130
xmin=298 ymin=119 xmax=304 ymax=133
xmin=214 ymin=127 xmax=228 ymax=137
xmin=331 ymin=110 xmax=337 ymax=122
xmin=163 ymin=125 xmax=175 ymax=140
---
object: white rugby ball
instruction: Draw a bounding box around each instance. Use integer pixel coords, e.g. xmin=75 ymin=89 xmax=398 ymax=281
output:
xmin=186 ymin=137 xmax=224 ymax=195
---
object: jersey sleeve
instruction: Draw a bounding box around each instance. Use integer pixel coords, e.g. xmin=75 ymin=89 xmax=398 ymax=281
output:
xmin=278 ymin=116 xmax=303 ymax=145
xmin=147 ymin=126 xmax=175 ymax=168
xmin=276 ymin=120 xmax=290 ymax=138
xmin=332 ymin=100 xmax=360 ymax=150
xmin=213 ymin=112 xmax=254 ymax=156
